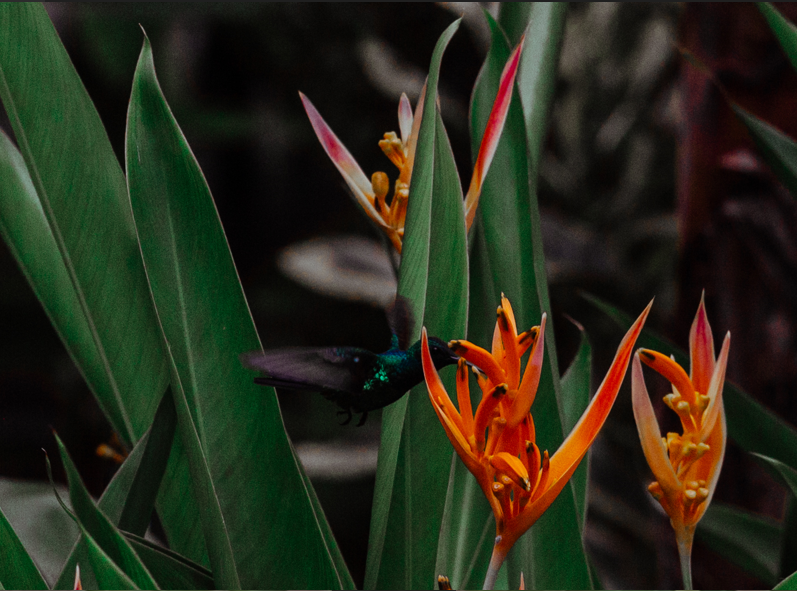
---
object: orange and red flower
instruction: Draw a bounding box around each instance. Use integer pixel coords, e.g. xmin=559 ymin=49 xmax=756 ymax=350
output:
xmin=632 ymin=295 xmax=729 ymax=588
xmin=421 ymin=295 xmax=651 ymax=587
xmin=300 ymin=37 xmax=524 ymax=253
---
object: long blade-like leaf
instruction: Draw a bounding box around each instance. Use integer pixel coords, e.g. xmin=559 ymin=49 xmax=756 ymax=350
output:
xmin=733 ymin=104 xmax=797 ymax=200
xmin=126 ymin=34 xmax=352 ymax=589
xmin=0 ymin=4 xmax=205 ymax=564
xmin=124 ymin=533 xmax=214 ymax=591
xmin=697 ymin=502 xmax=781 ymax=586
xmin=560 ymin=326 xmax=592 ymax=528
xmin=365 ymin=18 xmax=469 ymax=590
xmin=54 ymin=435 xmax=158 ymax=590
xmin=54 ymin=387 xmax=176 ymax=590
xmin=0 ymin=505 xmax=47 ymax=590
xmin=759 ymin=3 xmax=797 ymax=73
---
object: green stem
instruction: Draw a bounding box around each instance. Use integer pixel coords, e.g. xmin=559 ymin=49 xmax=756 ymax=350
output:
xmin=483 ymin=540 xmax=506 ymax=590
xmin=676 ymin=525 xmax=696 ymax=591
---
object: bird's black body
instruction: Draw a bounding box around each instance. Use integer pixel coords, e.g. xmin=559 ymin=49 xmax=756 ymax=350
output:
xmin=242 ymin=335 xmax=458 ymax=426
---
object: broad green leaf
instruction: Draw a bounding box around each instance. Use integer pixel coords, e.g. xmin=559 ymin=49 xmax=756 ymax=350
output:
xmin=477 ymin=5 xmax=589 ymax=589
xmin=365 ymin=18 xmax=469 ymax=590
xmin=585 ymin=293 xmax=797 ymax=470
xmin=0 ymin=505 xmax=47 ymax=590
xmin=124 ymin=533 xmax=214 ymax=590
xmin=733 ymin=104 xmax=797 ymax=199
xmin=54 ymin=434 xmax=158 ymax=589
xmin=126 ymin=34 xmax=351 ymax=589
xmin=759 ymin=3 xmax=797 ymax=72
xmin=0 ymin=4 xmax=205 ymax=565
xmin=776 ymin=570 xmax=797 ymax=591
xmin=80 ymin=534 xmax=139 ymax=591
xmin=560 ymin=326 xmax=592 ymax=528
xmin=55 ymin=388 xmax=176 ymax=590
xmin=697 ymin=502 xmax=781 ymax=586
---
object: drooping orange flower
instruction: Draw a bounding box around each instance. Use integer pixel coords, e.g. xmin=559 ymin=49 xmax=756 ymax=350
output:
xmin=299 ymin=37 xmax=524 ymax=253
xmin=632 ymin=294 xmax=730 ymax=589
xmin=421 ymin=295 xmax=651 ymax=589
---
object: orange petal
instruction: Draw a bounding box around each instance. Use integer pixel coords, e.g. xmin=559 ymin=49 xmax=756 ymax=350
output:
xmin=491 ymin=451 xmax=531 ymax=492
xmin=422 ymin=330 xmax=479 ymax=469
xmin=421 ymin=330 xmax=466 ymax=436
xmin=456 ymin=358 xmax=475 ymax=437
xmin=510 ymin=314 xmax=547 ymax=430
xmin=689 ymin=292 xmax=715 ymax=395
xmin=547 ymin=301 xmax=652 ymax=486
xmin=474 ymin=383 xmax=509 ymax=452
xmin=501 ymin=294 xmax=518 ymax=335
xmin=690 ymin=404 xmax=726 ymax=525
xmin=464 ymin=36 xmax=525 ymax=231
xmin=449 ymin=340 xmax=505 ymax=386
xmin=638 ymin=349 xmax=697 ymax=407
xmin=491 ymin=318 xmax=506 ymax=364
xmin=398 ymin=93 xmax=413 ymax=146
xmin=701 ymin=332 xmax=730 ymax=439
xmin=299 ymin=93 xmax=387 ymax=228
xmin=498 ymin=304 xmax=520 ymax=389
xmin=632 ymin=353 xmax=681 ymax=497
xmin=517 ymin=327 xmax=538 ymax=358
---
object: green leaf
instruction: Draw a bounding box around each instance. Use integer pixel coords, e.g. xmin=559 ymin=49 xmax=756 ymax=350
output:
xmin=54 ymin=434 xmax=158 ymax=589
xmin=472 ymin=5 xmax=589 ymax=589
xmin=365 ymin=18 xmax=469 ymax=590
xmin=585 ymin=293 xmax=797 ymax=470
xmin=80 ymin=533 xmax=140 ymax=591
xmin=560 ymin=325 xmax=592 ymax=529
xmin=0 ymin=505 xmax=48 ymax=590
xmin=55 ymin=387 xmax=176 ymax=590
xmin=697 ymin=502 xmax=781 ymax=586
xmin=124 ymin=533 xmax=215 ymax=590
xmin=758 ymin=3 xmax=797 ymax=72
xmin=0 ymin=4 xmax=206 ymax=565
xmin=733 ymin=104 xmax=797 ymax=199
xmin=776 ymin=570 xmax=797 ymax=591
xmin=753 ymin=453 xmax=797 ymax=499
xmin=126 ymin=33 xmax=351 ymax=589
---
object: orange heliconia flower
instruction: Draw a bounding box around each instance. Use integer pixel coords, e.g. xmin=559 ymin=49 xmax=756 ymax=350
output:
xmin=632 ymin=295 xmax=729 ymax=589
xmin=421 ymin=295 xmax=651 ymax=589
xmin=299 ymin=37 xmax=524 ymax=253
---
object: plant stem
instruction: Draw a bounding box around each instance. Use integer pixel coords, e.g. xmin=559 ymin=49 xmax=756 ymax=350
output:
xmin=483 ymin=542 xmax=506 ymax=590
xmin=676 ymin=525 xmax=696 ymax=591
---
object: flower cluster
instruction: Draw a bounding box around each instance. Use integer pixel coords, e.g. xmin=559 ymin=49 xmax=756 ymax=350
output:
xmin=632 ymin=296 xmax=729 ymax=586
xmin=300 ymin=38 xmax=524 ymax=253
xmin=422 ymin=295 xmax=651 ymax=585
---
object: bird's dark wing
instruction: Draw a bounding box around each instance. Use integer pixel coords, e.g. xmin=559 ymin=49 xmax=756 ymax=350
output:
xmin=241 ymin=347 xmax=378 ymax=394
xmin=386 ymin=295 xmax=415 ymax=350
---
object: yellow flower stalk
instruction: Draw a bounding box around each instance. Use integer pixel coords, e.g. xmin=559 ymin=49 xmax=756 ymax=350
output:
xmin=421 ymin=295 xmax=651 ymax=589
xmin=299 ymin=37 xmax=525 ymax=253
xmin=632 ymin=295 xmax=730 ymax=590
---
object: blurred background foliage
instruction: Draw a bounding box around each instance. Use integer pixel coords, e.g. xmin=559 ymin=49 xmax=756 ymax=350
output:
xmin=1 ymin=3 xmax=796 ymax=589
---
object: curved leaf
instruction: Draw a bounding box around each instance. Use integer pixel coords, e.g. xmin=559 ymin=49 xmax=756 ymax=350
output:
xmin=54 ymin=434 xmax=158 ymax=589
xmin=126 ymin=34 xmax=352 ymax=589
xmin=697 ymin=502 xmax=781 ymax=586
xmin=55 ymin=387 xmax=176 ymax=590
xmin=365 ymin=18 xmax=470 ymax=590
xmin=759 ymin=3 xmax=797 ymax=73
xmin=0 ymin=505 xmax=47 ymax=590
xmin=124 ymin=533 xmax=214 ymax=591
xmin=733 ymin=104 xmax=797 ymax=199
xmin=0 ymin=4 xmax=205 ymax=565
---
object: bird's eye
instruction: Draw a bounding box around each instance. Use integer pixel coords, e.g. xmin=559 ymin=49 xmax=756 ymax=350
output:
xmin=353 ymin=356 xmax=360 ymax=363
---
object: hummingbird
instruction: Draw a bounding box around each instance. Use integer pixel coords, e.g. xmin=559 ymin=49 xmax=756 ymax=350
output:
xmin=242 ymin=298 xmax=459 ymax=426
